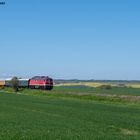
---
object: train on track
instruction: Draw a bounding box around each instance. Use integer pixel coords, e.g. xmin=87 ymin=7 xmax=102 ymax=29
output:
xmin=0 ymin=76 xmax=53 ymax=90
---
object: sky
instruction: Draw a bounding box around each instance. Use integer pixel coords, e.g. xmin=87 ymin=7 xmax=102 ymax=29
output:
xmin=0 ymin=0 xmax=140 ymax=80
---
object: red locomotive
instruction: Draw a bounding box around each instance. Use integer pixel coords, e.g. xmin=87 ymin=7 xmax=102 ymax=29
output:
xmin=29 ymin=76 xmax=53 ymax=90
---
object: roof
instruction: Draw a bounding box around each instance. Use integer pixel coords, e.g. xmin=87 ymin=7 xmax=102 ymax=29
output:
xmin=31 ymin=76 xmax=50 ymax=80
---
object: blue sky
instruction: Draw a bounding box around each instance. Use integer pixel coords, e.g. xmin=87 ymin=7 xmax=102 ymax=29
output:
xmin=0 ymin=0 xmax=140 ymax=80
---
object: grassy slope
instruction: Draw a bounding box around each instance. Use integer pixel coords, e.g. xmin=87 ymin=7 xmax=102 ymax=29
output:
xmin=0 ymin=91 xmax=140 ymax=140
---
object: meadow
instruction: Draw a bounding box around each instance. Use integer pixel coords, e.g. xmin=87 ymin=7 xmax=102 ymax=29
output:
xmin=0 ymin=85 xmax=140 ymax=140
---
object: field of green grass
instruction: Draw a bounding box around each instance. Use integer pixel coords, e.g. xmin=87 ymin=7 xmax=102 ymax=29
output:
xmin=3 ymin=85 xmax=140 ymax=96
xmin=0 ymin=86 xmax=140 ymax=139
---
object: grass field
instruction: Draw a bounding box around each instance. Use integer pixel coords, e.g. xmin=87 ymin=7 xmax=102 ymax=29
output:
xmin=3 ymin=85 xmax=140 ymax=96
xmin=0 ymin=86 xmax=140 ymax=140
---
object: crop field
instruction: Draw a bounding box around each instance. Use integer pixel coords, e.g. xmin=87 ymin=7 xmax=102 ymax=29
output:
xmin=0 ymin=86 xmax=140 ymax=140
xmin=55 ymin=82 xmax=140 ymax=88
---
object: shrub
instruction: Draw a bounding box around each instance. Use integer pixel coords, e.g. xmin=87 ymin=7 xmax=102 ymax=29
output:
xmin=11 ymin=77 xmax=19 ymax=92
xmin=98 ymin=85 xmax=112 ymax=90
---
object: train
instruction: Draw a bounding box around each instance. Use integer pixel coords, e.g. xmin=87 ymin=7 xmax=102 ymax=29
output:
xmin=0 ymin=76 xmax=53 ymax=90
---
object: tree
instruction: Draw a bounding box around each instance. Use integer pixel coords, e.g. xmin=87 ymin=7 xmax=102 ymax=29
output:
xmin=11 ymin=77 xmax=19 ymax=92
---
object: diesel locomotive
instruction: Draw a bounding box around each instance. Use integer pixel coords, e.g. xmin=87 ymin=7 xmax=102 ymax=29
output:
xmin=29 ymin=76 xmax=53 ymax=90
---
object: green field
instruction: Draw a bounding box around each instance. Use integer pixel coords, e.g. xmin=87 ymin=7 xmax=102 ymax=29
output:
xmin=0 ymin=86 xmax=140 ymax=140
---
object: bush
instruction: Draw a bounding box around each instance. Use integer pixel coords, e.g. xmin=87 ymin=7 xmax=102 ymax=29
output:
xmin=98 ymin=85 xmax=112 ymax=90
xmin=11 ymin=77 xmax=19 ymax=92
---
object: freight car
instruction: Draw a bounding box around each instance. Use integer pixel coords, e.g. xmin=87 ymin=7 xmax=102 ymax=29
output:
xmin=0 ymin=80 xmax=5 ymax=88
xmin=5 ymin=78 xmax=12 ymax=87
xmin=29 ymin=76 xmax=53 ymax=90
xmin=19 ymin=79 xmax=30 ymax=88
xmin=5 ymin=78 xmax=29 ymax=88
